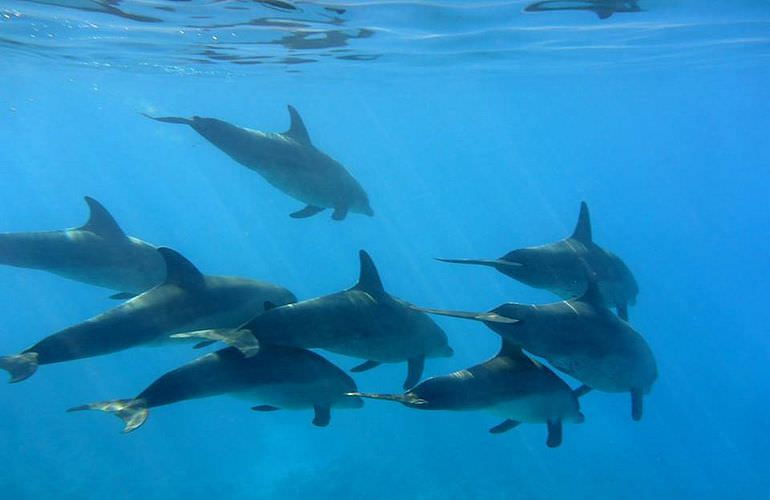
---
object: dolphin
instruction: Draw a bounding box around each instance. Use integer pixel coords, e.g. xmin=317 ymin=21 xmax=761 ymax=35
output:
xmin=349 ymin=340 xmax=583 ymax=447
xmin=68 ymin=344 xmax=363 ymax=432
xmin=143 ymin=106 xmax=373 ymax=221
xmin=0 ymin=196 xmax=165 ymax=298
xmin=176 ymin=250 xmax=453 ymax=390
xmin=437 ymin=202 xmax=638 ymax=320
xmin=26 ymin=0 xmax=162 ymax=23
xmin=415 ymin=276 xmax=657 ymax=421
xmin=524 ymin=0 xmax=642 ymax=19
xmin=0 ymin=248 xmax=296 ymax=383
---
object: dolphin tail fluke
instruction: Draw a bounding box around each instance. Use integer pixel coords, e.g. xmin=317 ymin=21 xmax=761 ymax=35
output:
xmin=0 ymin=352 xmax=39 ymax=383
xmin=141 ymin=113 xmax=194 ymax=125
xmin=67 ymin=399 xmax=149 ymax=433
xmin=345 ymin=392 xmax=427 ymax=406
xmin=410 ymin=305 xmax=519 ymax=325
xmin=170 ymin=329 xmax=260 ymax=357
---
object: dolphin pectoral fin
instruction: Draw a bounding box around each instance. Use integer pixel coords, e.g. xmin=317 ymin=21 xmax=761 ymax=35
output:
xmin=351 ymin=360 xmax=381 ymax=373
xmin=109 ymin=292 xmax=137 ymax=300
xmin=573 ymin=384 xmax=593 ymax=398
xmin=251 ymin=405 xmax=280 ymax=412
xmin=332 ymin=207 xmax=348 ymax=221
xmin=290 ymin=205 xmax=324 ymax=219
xmin=312 ymin=404 xmax=331 ymax=427
xmin=411 ymin=305 xmax=520 ymax=325
xmin=193 ymin=340 xmax=216 ymax=349
xmin=170 ymin=329 xmax=260 ymax=357
xmin=489 ymin=419 xmax=520 ymax=434
xmin=0 ymin=353 xmax=39 ymax=383
xmin=67 ymin=399 xmax=148 ymax=433
xmin=617 ymin=303 xmax=629 ymax=321
xmin=404 ymin=356 xmax=425 ymax=390
xmin=546 ymin=419 xmax=563 ymax=448
xmin=631 ymin=388 xmax=643 ymax=421
xmin=141 ymin=113 xmax=194 ymax=125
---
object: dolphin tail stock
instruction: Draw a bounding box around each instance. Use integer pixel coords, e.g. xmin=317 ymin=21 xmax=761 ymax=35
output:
xmin=140 ymin=113 xmax=194 ymax=125
xmin=170 ymin=329 xmax=260 ymax=357
xmin=409 ymin=305 xmax=519 ymax=325
xmin=67 ymin=399 xmax=149 ymax=433
xmin=0 ymin=352 xmax=39 ymax=383
xmin=345 ymin=392 xmax=427 ymax=406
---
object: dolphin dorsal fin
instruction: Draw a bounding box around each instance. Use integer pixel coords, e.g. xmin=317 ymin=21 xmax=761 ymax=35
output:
xmin=575 ymin=267 xmax=604 ymax=307
xmin=496 ymin=340 xmax=535 ymax=369
xmin=285 ymin=105 xmax=311 ymax=145
xmin=497 ymin=339 xmax=524 ymax=358
xmin=157 ymin=248 xmax=205 ymax=289
xmin=570 ymin=201 xmax=592 ymax=244
xmin=80 ymin=197 xmax=126 ymax=239
xmin=355 ymin=250 xmax=385 ymax=294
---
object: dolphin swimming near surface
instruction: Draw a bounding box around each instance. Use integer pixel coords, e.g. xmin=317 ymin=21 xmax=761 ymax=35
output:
xmin=524 ymin=0 xmax=642 ymax=19
xmin=68 ymin=344 xmax=363 ymax=432
xmin=415 ymin=276 xmax=657 ymax=420
xmin=175 ymin=250 xmax=453 ymax=390
xmin=437 ymin=202 xmax=638 ymax=320
xmin=349 ymin=340 xmax=584 ymax=447
xmin=0 ymin=196 xmax=166 ymax=298
xmin=26 ymin=0 xmax=162 ymax=23
xmin=143 ymin=106 xmax=373 ymax=221
xmin=0 ymin=248 xmax=296 ymax=383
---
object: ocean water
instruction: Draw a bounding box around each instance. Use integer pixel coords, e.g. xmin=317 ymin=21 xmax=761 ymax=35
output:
xmin=1 ymin=1 xmax=769 ymax=499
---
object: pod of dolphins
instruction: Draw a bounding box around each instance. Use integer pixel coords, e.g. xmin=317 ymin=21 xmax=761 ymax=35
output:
xmin=0 ymin=106 xmax=657 ymax=448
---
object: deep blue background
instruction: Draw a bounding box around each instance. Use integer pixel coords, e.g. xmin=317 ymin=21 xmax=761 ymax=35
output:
xmin=1 ymin=37 xmax=769 ymax=500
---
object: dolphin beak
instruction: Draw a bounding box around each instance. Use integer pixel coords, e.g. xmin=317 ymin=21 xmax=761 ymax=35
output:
xmin=435 ymin=258 xmax=523 ymax=269
xmin=411 ymin=305 xmax=520 ymax=325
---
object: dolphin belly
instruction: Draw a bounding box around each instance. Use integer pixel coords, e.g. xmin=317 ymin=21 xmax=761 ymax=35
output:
xmin=233 ymin=381 xmax=360 ymax=410
xmin=255 ymin=159 xmax=353 ymax=210
xmin=487 ymin=393 xmax=578 ymax=423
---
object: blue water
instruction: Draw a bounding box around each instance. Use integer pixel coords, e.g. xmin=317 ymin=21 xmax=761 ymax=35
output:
xmin=2 ymin=1 xmax=769 ymax=499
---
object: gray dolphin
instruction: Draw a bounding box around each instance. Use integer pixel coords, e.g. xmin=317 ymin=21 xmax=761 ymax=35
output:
xmin=0 ymin=248 xmax=296 ymax=383
xmin=524 ymin=0 xmax=642 ymax=19
xmin=26 ymin=0 xmax=162 ymax=23
xmin=0 ymin=196 xmax=165 ymax=298
xmin=68 ymin=344 xmax=363 ymax=432
xmin=349 ymin=340 xmax=583 ymax=447
xmin=143 ymin=106 xmax=373 ymax=221
xmin=437 ymin=202 xmax=638 ymax=320
xmin=176 ymin=250 xmax=453 ymax=390
xmin=415 ymin=277 xmax=657 ymax=421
